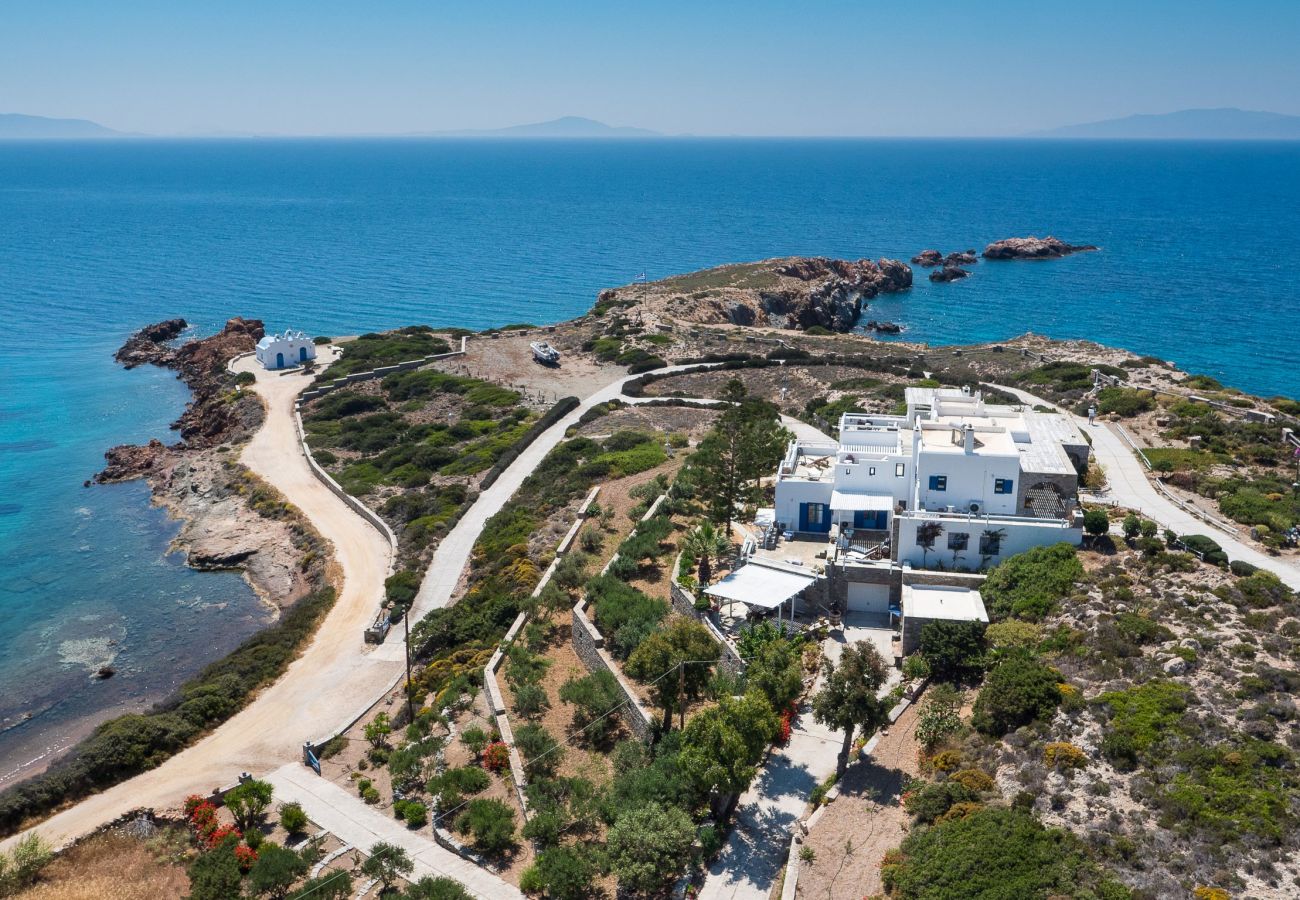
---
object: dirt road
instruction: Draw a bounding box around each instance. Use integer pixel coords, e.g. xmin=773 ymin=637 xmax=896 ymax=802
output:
xmin=2 ymin=349 xmax=395 ymax=852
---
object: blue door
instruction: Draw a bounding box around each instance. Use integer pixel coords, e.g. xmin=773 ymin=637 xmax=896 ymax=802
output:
xmin=299 ymin=346 xmax=308 ymax=362
xmin=276 ymin=352 xmax=284 ymax=368
xmin=799 ymin=502 xmax=832 ymax=533
xmin=853 ymin=510 xmax=889 ymax=530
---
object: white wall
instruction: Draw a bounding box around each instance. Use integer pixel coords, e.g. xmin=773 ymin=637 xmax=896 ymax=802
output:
xmin=257 ymin=337 xmax=317 ymax=370
xmin=829 ymin=451 xmax=912 ymax=504
xmin=915 ymin=448 xmax=1021 ymax=516
xmin=773 ymin=479 xmax=833 ymax=532
xmin=895 ymin=514 xmax=1081 ymax=571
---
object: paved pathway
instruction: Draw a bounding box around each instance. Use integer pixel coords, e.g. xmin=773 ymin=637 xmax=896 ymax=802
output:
xmin=699 ymin=616 xmax=896 ymax=900
xmin=410 ymin=362 xmax=720 ymax=615
xmin=991 ymin=383 xmax=1300 ymax=590
xmin=266 ymin=764 xmax=521 ymax=899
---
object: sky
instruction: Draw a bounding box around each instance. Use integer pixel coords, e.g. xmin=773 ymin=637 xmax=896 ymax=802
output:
xmin=3 ymin=0 xmax=1299 ymax=137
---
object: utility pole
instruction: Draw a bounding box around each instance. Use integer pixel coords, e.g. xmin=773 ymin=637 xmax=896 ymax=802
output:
xmin=403 ymin=610 xmax=415 ymax=724
xmin=678 ymin=661 xmax=687 ymax=732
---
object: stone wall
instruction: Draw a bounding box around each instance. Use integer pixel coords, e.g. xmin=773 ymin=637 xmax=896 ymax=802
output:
xmin=570 ymin=600 xmax=656 ymax=742
xmin=298 ymin=336 xmax=467 ymax=401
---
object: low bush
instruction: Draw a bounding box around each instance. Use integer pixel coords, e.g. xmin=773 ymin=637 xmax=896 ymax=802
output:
xmin=972 ymin=650 xmax=1062 ymax=736
xmin=884 ymin=806 xmax=1130 ymax=899
xmin=456 ymin=798 xmax=517 ymax=853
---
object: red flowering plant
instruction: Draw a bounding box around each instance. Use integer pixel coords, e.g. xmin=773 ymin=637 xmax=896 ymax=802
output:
xmin=205 ymin=823 xmax=242 ymax=851
xmin=482 ymin=740 xmax=510 ymax=772
xmin=233 ymin=843 xmax=259 ymax=871
xmin=186 ymin=799 xmax=220 ymax=843
xmin=774 ymin=704 xmax=797 ymax=746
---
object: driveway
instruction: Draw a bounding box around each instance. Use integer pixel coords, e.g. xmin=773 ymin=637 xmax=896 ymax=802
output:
xmin=989 ymin=383 xmax=1300 ymax=591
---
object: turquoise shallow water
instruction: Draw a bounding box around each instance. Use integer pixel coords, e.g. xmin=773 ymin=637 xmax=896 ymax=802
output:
xmin=0 ymin=137 xmax=1297 ymax=777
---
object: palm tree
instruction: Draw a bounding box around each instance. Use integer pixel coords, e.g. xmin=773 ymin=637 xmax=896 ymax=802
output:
xmin=916 ymin=521 xmax=944 ymax=568
xmin=683 ymin=522 xmax=732 ymax=586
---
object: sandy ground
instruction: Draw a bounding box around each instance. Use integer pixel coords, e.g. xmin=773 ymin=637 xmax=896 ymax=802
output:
xmin=435 ymin=330 xmax=625 ymax=403
xmin=2 ymin=347 xmax=395 ymax=853
xmin=795 ymin=703 xmax=920 ymax=900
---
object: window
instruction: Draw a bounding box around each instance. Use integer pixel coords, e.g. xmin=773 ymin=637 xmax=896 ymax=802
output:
xmin=869 ymin=466 xmax=876 ymax=476
xmin=807 ymin=503 xmax=825 ymax=521
xmin=928 ymin=475 xmax=947 ymax=491
xmin=895 ymin=463 xmax=906 ymax=477
xmin=947 ymin=532 xmax=969 ymax=551
xmin=994 ymin=478 xmax=1014 ymax=495
xmin=979 ymin=531 xmax=1003 ymax=556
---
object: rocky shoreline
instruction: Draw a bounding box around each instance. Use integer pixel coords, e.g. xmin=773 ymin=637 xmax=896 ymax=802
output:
xmin=95 ymin=318 xmax=318 ymax=611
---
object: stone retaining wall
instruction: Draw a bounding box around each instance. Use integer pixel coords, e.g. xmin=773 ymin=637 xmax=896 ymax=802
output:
xmin=482 ymin=485 xmax=601 ymax=820
xmin=668 ymin=578 xmax=745 ymax=676
xmin=570 ymin=600 xmax=656 ymax=742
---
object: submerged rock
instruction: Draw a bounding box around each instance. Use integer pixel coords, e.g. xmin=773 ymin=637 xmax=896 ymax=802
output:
xmin=865 ymin=320 xmax=903 ymax=334
xmin=929 ymin=265 xmax=971 ymax=282
xmin=982 ymin=236 xmax=1097 ymax=260
xmin=944 ymin=249 xmax=978 ymax=266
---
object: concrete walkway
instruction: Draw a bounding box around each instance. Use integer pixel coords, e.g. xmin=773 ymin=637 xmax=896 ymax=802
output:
xmin=410 ymin=362 xmax=720 ymax=617
xmin=991 ymin=383 xmax=1300 ymax=590
xmin=698 ymin=615 xmax=897 ymax=900
xmin=266 ymin=764 xmax=521 ymax=899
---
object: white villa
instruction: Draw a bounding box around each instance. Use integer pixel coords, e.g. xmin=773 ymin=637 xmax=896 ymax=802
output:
xmin=256 ymin=329 xmax=316 ymax=370
xmin=770 ymin=387 xmax=1086 ymax=607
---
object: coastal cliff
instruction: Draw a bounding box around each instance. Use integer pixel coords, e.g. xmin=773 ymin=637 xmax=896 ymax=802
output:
xmin=96 ymin=318 xmax=320 ymax=610
xmin=592 ymin=255 xmax=912 ymax=332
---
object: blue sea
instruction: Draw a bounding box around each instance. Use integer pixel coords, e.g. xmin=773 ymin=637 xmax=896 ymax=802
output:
xmin=0 ymin=138 xmax=1297 ymax=778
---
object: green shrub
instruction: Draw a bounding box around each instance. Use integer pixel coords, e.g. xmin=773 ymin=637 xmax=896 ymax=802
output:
xmin=980 ymin=544 xmax=1082 ymax=621
xmin=1178 ymin=534 xmax=1228 ymax=566
xmin=278 ymin=801 xmax=309 ymax=834
xmin=402 ymin=801 xmax=428 ymax=828
xmin=329 ymin=329 xmax=451 ymax=378
xmin=919 ymin=620 xmax=987 ymax=682
xmin=456 ymin=798 xmax=517 ymax=853
xmin=904 ymin=780 xmax=976 ymax=824
xmin=886 ymin=807 xmax=1130 ymax=899
xmin=1096 ymin=681 xmax=1190 ymax=764
xmin=1095 ymin=387 xmax=1155 ymax=417
xmin=520 ymin=846 xmax=600 ymax=900
xmin=972 ymin=651 xmax=1062 ymax=736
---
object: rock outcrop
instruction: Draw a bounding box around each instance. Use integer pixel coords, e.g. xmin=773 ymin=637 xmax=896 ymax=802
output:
xmin=114 ymin=318 xmax=187 ymax=369
xmin=865 ymin=320 xmax=903 ymax=334
xmin=97 ymin=317 xmax=266 ymax=482
xmin=944 ymin=250 xmax=978 ymax=266
xmin=929 ymin=265 xmax=971 ymax=282
xmin=911 ymin=249 xmax=943 ymax=267
xmin=982 ymin=236 xmax=1097 ymax=260
xmin=600 ymin=256 xmax=912 ymax=333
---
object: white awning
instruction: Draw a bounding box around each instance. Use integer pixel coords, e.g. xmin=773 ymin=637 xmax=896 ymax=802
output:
xmin=830 ymin=490 xmax=893 ymax=512
xmin=704 ymin=562 xmax=819 ymax=610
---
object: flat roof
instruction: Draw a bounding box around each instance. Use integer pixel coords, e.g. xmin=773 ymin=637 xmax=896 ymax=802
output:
xmin=830 ymin=489 xmax=893 ymax=511
xmin=917 ymin=424 xmax=1019 ymax=456
xmin=903 ymin=584 xmax=989 ymax=623
xmin=704 ymin=561 xmax=820 ymax=610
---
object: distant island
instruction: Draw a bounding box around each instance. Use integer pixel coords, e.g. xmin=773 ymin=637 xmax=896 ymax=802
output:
xmin=0 ymin=113 xmax=122 ymax=139
xmin=1030 ymin=107 xmax=1300 ymax=140
xmin=422 ymin=115 xmax=660 ymax=138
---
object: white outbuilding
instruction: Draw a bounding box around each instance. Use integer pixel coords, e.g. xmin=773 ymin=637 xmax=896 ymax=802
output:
xmin=256 ymin=329 xmax=316 ymax=370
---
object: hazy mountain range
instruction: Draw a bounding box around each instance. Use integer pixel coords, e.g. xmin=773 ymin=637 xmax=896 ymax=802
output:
xmin=0 ymin=113 xmax=122 ymax=138
xmin=1030 ymin=107 xmax=1300 ymax=139
xmin=6 ymin=109 xmax=1300 ymax=140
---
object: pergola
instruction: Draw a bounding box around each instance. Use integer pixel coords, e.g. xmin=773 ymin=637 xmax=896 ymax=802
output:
xmin=703 ymin=560 xmax=821 ymax=624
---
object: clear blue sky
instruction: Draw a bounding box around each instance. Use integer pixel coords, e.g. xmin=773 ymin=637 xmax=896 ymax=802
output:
xmin=4 ymin=0 xmax=1298 ymax=136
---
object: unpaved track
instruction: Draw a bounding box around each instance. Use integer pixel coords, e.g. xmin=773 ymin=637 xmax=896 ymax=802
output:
xmin=2 ymin=349 xmax=395 ymax=852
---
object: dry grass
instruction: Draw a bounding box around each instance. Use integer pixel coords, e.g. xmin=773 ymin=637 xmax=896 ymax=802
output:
xmin=15 ymin=829 xmax=191 ymax=900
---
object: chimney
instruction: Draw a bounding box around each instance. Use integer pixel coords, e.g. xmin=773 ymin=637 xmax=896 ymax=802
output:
xmin=963 ymin=424 xmax=975 ymax=454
